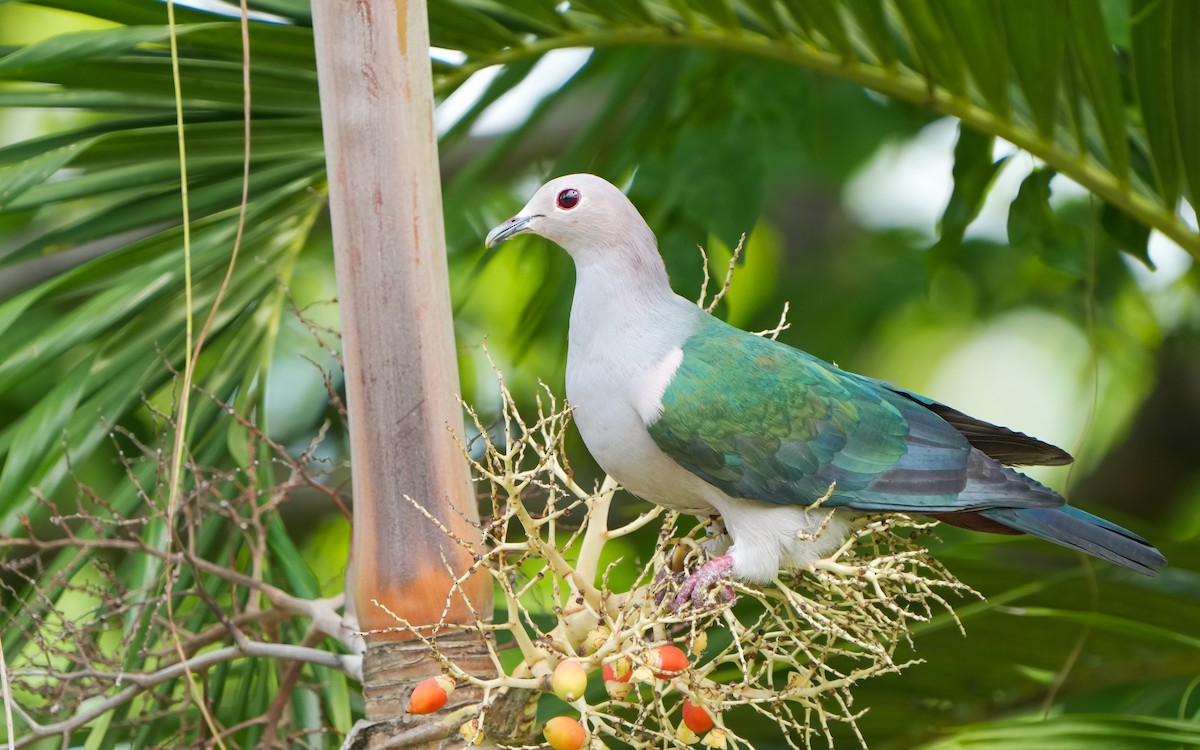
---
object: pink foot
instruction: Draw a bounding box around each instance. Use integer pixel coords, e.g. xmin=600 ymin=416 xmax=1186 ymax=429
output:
xmin=668 ymin=555 xmax=735 ymax=611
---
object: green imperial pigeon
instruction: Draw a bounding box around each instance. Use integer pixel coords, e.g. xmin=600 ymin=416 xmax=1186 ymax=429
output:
xmin=486 ymin=174 xmax=1166 ymax=608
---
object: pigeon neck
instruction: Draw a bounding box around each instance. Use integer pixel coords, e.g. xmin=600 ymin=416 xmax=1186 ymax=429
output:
xmin=567 ymin=237 xmax=686 ymax=372
xmin=571 ymin=239 xmax=674 ymax=310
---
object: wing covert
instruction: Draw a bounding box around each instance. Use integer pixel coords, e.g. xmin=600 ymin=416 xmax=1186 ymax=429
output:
xmin=646 ymin=320 xmax=1057 ymax=513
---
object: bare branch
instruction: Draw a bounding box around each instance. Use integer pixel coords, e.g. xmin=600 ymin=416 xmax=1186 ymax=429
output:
xmin=10 ymin=641 xmax=359 ymax=749
xmin=754 ymin=300 xmax=792 ymax=340
xmin=698 ymin=233 xmax=747 ymax=313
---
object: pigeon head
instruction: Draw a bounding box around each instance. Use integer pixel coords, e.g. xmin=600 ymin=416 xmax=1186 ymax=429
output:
xmin=485 ymin=174 xmax=657 ymax=263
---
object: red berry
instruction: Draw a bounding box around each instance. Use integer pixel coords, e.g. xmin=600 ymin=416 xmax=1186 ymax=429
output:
xmin=682 ymin=698 xmax=715 ymax=733
xmin=652 ymin=644 xmax=689 ymax=678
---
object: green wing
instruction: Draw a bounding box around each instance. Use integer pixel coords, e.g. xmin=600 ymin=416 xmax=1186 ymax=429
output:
xmin=646 ymin=317 xmax=1058 ymax=513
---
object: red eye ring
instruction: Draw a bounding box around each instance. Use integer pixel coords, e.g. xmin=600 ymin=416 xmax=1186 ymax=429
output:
xmin=556 ymin=188 xmax=580 ymax=210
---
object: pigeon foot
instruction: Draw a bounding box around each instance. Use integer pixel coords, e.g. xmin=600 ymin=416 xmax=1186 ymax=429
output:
xmin=668 ymin=554 xmax=735 ymax=611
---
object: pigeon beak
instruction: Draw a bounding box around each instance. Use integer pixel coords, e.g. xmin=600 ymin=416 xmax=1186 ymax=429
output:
xmin=485 ymin=214 xmax=540 ymax=248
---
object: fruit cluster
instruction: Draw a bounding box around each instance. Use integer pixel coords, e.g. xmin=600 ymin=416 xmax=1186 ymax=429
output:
xmin=405 ymin=640 xmax=727 ymax=749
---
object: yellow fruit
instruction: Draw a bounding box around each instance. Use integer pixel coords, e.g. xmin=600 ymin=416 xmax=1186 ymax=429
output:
xmin=544 ymin=716 xmax=587 ymax=750
xmin=669 ymin=543 xmax=689 ymax=573
xmin=552 ymin=660 xmax=589 ymax=702
xmin=459 ymin=717 xmax=483 ymax=745
xmin=675 ymin=722 xmax=700 ymax=745
xmin=604 ymin=678 xmax=633 ymax=700
xmin=582 ymin=626 xmax=611 ymax=654
xmin=632 ymin=665 xmax=658 ymax=683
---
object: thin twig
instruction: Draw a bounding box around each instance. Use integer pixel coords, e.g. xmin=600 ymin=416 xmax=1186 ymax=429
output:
xmin=700 ymin=233 xmax=746 ymax=313
xmin=10 ymin=641 xmax=357 ymax=749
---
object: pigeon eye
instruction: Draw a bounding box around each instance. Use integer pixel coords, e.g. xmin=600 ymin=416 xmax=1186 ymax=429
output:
xmin=556 ymin=188 xmax=580 ymax=210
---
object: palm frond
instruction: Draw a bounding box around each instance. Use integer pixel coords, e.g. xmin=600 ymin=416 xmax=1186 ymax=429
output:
xmin=429 ymin=0 xmax=1198 ymax=256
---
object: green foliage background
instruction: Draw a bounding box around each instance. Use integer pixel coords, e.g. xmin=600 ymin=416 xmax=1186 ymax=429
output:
xmin=0 ymin=0 xmax=1198 ymax=747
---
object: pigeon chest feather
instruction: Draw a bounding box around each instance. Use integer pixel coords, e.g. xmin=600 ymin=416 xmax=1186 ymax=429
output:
xmin=565 ymin=300 xmax=718 ymax=515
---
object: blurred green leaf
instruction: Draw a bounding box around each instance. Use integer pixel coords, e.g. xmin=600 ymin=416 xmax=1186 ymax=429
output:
xmin=429 ymin=2 xmax=521 ymax=54
xmin=1066 ymin=0 xmax=1129 ymax=182
xmin=1008 ymin=167 xmax=1086 ymax=276
xmin=1001 ymin=0 xmax=1066 ymax=140
xmin=1101 ymin=201 xmax=1153 ymax=268
xmin=671 ymin=123 xmax=765 ymax=253
xmin=0 ymin=353 xmax=93 ymax=514
xmin=16 ymin=0 xmax=213 ymax=25
xmin=1169 ymin=0 xmax=1200 ymax=208
xmin=0 ymin=24 xmax=220 ymax=76
xmin=1010 ymin=606 xmax=1200 ymax=650
xmin=0 ymin=141 xmax=91 ymax=211
xmin=844 ymin=0 xmax=896 ymax=68
xmin=931 ymin=0 xmax=1008 ymax=119
xmin=1130 ymin=0 xmax=1182 ymax=208
xmin=894 ymin=0 xmax=966 ymax=97
xmin=933 ymin=126 xmax=1007 ymax=265
xmin=921 ymin=714 xmax=1200 ymax=749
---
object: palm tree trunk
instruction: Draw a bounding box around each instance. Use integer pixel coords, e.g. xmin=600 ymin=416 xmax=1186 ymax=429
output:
xmin=311 ymin=0 xmax=493 ymax=745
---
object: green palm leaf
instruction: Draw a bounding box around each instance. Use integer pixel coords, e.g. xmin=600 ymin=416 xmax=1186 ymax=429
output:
xmin=430 ymin=0 xmax=1198 ymax=255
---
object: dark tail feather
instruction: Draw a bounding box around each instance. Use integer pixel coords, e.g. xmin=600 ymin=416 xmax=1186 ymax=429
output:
xmin=979 ymin=505 xmax=1167 ymax=575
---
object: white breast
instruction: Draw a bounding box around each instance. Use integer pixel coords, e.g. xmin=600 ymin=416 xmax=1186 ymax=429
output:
xmin=567 ymin=352 xmax=718 ymax=515
xmin=565 ymin=283 xmax=716 ymax=515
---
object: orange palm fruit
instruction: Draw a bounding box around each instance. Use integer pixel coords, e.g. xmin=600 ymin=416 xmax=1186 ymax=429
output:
xmin=543 ymin=716 xmax=587 ymax=750
xmin=407 ymin=675 xmax=454 ymax=714
xmin=681 ymin=698 xmax=715 ymax=733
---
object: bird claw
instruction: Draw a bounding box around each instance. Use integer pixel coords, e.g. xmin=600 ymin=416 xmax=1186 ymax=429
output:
xmin=667 ymin=555 xmax=735 ymax=612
